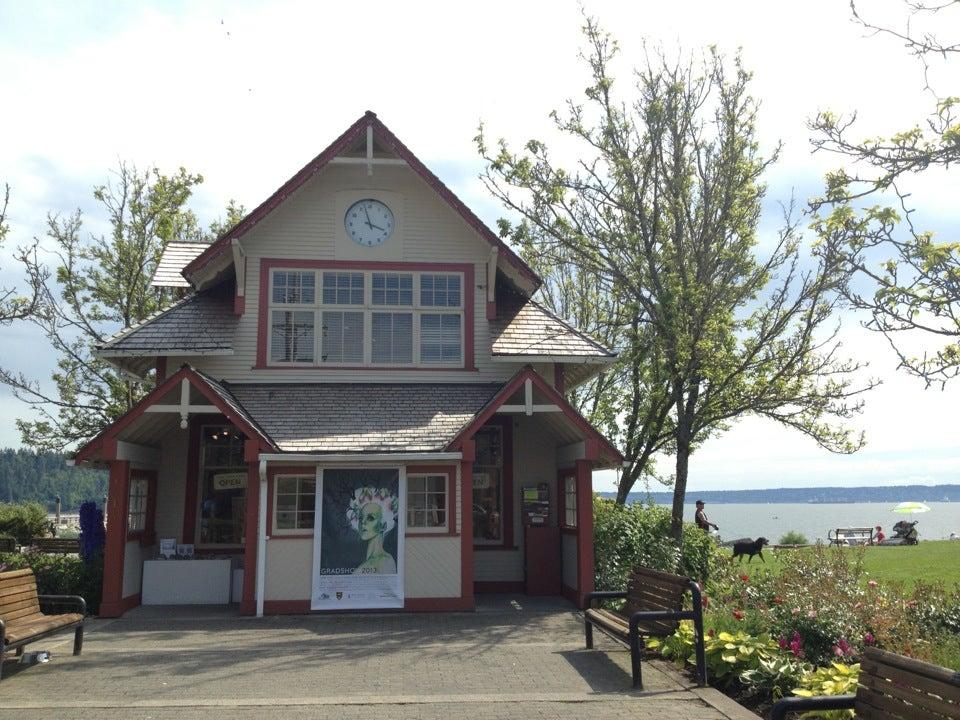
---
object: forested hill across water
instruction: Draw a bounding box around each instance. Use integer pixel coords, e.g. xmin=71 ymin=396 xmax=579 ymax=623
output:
xmin=0 ymin=449 xmax=107 ymax=511
xmin=606 ymin=485 xmax=960 ymax=505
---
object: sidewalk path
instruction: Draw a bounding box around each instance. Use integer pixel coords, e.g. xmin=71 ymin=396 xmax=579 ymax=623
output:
xmin=0 ymin=598 xmax=756 ymax=720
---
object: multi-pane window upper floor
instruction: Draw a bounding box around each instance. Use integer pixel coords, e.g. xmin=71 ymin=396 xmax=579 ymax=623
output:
xmin=268 ymin=268 xmax=464 ymax=368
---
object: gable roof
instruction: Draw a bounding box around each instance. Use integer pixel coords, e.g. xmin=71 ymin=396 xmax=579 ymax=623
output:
xmin=183 ymin=111 xmax=540 ymax=289
xmin=151 ymin=242 xmax=209 ymax=287
xmin=96 ymin=288 xmax=236 ymax=356
xmin=491 ymin=295 xmax=616 ymax=359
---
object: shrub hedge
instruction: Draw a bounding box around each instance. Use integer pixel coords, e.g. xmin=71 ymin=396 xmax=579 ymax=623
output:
xmin=0 ymin=550 xmax=102 ymax=614
xmin=0 ymin=502 xmax=48 ymax=544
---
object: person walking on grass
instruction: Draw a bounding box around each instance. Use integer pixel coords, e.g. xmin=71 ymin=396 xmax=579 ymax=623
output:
xmin=694 ymin=500 xmax=719 ymax=534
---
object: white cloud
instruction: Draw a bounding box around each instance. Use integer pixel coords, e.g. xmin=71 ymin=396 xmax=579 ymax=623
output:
xmin=0 ymin=0 xmax=957 ymax=488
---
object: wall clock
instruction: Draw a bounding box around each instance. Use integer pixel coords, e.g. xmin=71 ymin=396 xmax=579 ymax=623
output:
xmin=344 ymin=198 xmax=395 ymax=247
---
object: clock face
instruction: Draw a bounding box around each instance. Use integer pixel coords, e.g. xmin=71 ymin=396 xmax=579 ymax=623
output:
xmin=345 ymin=199 xmax=395 ymax=247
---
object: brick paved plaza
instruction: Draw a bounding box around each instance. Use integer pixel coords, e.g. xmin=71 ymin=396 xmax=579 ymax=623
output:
xmin=0 ymin=598 xmax=754 ymax=720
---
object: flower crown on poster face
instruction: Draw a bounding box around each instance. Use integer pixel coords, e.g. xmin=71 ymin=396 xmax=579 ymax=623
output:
xmin=347 ymin=487 xmax=399 ymax=533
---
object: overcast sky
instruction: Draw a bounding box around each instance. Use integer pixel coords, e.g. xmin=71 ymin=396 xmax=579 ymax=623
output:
xmin=0 ymin=0 xmax=957 ymax=492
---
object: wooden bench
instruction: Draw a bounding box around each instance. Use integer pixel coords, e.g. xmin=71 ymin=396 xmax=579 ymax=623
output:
xmin=828 ymin=527 xmax=876 ymax=546
xmin=0 ymin=537 xmax=16 ymax=553
xmin=28 ymin=537 xmax=80 ymax=554
xmin=771 ymin=647 xmax=959 ymax=720
xmin=583 ymin=566 xmax=707 ymax=689
xmin=0 ymin=568 xmax=85 ymax=681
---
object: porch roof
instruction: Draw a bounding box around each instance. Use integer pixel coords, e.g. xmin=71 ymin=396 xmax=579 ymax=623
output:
xmin=491 ymin=293 xmax=616 ymax=360
xmin=227 ymin=382 xmax=503 ymax=453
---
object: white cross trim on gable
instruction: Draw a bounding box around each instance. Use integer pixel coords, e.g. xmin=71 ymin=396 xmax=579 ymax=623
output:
xmin=497 ymin=378 xmax=561 ymax=416
xmin=144 ymin=378 xmax=219 ymax=428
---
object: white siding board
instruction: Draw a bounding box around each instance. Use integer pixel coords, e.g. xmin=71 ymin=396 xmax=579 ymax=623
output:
xmin=405 ymin=537 xmax=460 ymax=598
xmin=265 ymin=539 xmax=313 ymax=601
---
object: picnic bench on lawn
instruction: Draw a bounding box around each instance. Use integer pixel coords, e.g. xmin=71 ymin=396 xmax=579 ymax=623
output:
xmin=29 ymin=537 xmax=80 ymax=554
xmin=771 ymin=646 xmax=959 ymax=719
xmin=0 ymin=568 xmax=86 ymax=682
xmin=583 ymin=566 xmax=707 ymax=689
xmin=828 ymin=527 xmax=876 ymax=546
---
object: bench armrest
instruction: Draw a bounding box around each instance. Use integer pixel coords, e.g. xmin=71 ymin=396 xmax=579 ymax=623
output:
xmin=770 ymin=695 xmax=856 ymax=720
xmin=38 ymin=594 xmax=87 ymax=616
xmin=584 ymin=590 xmax=628 ymax=608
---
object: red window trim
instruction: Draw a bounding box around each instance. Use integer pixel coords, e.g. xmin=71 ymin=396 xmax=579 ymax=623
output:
xmin=255 ymin=259 xmax=476 ymax=372
xmin=126 ymin=469 xmax=157 ymax=546
xmin=557 ymin=469 xmax=578 ymax=535
xmin=472 ymin=416 xmax=514 ymax=550
xmin=406 ymin=464 xmax=458 ymax=537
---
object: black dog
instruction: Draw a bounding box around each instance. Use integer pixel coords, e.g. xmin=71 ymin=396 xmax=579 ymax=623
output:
xmin=732 ymin=537 xmax=769 ymax=563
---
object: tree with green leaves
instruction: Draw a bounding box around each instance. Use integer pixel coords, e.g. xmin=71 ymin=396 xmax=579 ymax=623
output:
xmin=0 ymin=184 xmax=45 ymax=325
xmin=0 ymin=162 xmax=244 ymax=451
xmin=478 ymin=18 xmax=876 ymax=538
xmin=809 ymin=0 xmax=959 ymax=387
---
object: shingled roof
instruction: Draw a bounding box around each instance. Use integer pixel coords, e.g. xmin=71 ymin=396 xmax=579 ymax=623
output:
xmin=151 ymin=242 xmax=209 ymax=288
xmin=97 ymin=288 xmax=236 ymax=356
xmin=490 ymin=295 xmax=615 ymax=359
xmin=227 ymin=383 xmax=503 ymax=453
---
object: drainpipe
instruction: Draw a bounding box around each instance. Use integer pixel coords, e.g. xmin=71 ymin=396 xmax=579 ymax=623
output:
xmin=256 ymin=458 xmax=267 ymax=617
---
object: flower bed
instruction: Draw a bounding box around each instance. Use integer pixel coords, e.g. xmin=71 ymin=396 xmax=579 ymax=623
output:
xmin=643 ymin=543 xmax=960 ymax=717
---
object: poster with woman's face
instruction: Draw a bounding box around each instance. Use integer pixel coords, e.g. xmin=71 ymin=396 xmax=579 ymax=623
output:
xmin=319 ymin=468 xmax=400 ymax=575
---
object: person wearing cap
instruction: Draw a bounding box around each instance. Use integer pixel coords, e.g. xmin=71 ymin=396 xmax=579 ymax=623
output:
xmin=694 ymin=500 xmax=718 ymax=533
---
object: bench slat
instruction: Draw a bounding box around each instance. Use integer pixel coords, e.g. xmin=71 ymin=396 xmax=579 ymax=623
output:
xmin=0 ymin=595 xmax=41 ymax=616
xmin=0 ymin=590 xmax=39 ymax=610
xmin=0 ymin=582 xmax=38 ymax=600
xmin=860 ymin=673 xmax=960 ymax=718
xmin=857 ymin=687 xmax=950 ymax=720
xmin=862 ymin=657 xmax=960 ymax=704
xmin=629 ymin=567 xmax=692 ymax=587
xmin=625 ymin=588 xmax=683 ymax=611
xmin=0 ymin=571 xmax=36 ymax=589
xmin=629 ymin=574 xmax=689 ymax=595
xmin=865 ymin=648 xmax=960 ymax=688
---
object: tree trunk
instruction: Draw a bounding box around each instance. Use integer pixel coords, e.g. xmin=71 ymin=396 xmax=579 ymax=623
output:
xmin=671 ymin=434 xmax=689 ymax=542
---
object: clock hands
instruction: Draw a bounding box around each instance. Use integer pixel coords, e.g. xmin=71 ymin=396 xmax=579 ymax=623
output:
xmin=363 ymin=205 xmax=373 ymax=229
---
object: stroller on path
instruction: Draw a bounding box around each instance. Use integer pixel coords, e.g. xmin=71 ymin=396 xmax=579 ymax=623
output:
xmin=879 ymin=520 xmax=920 ymax=545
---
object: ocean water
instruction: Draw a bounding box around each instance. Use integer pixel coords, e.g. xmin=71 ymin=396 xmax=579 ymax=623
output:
xmin=653 ymin=502 xmax=959 ymax=543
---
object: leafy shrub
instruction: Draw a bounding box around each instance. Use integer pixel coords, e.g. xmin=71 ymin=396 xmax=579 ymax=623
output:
xmin=779 ymin=531 xmax=808 ymax=545
xmin=740 ymin=655 xmax=812 ymax=701
xmin=0 ymin=502 xmax=48 ymax=544
xmin=792 ymin=662 xmax=860 ymax=720
xmin=646 ymin=623 xmax=780 ymax=684
xmin=593 ymin=497 xmax=720 ymax=589
xmin=0 ymin=550 xmax=102 ymax=614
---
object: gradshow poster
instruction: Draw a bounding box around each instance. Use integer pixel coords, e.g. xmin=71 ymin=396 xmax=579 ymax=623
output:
xmin=311 ymin=468 xmax=405 ymax=610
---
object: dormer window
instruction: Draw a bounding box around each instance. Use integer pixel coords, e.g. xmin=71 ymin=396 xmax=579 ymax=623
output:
xmin=266 ymin=265 xmax=465 ymax=368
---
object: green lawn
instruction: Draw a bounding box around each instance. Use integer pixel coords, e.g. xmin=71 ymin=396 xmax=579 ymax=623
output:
xmin=739 ymin=540 xmax=960 ymax=589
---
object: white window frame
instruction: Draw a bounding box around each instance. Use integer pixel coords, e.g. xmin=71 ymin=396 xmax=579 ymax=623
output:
xmin=272 ymin=474 xmax=317 ymax=536
xmin=127 ymin=476 xmax=148 ymax=532
xmin=563 ymin=475 xmax=578 ymax=529
xmin=267 ymin=268 xmax=465 ymax=369
xmin=405 ymin=473 xmax=450 ymax=534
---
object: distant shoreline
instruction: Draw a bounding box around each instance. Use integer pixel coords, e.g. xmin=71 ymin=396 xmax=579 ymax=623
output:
xmin=601 ymin=483 xmax=959 ymax=505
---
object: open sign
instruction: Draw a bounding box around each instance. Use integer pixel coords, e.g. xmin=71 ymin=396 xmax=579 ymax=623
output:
xmin=213 ymin=472 xmax=246 ymax=491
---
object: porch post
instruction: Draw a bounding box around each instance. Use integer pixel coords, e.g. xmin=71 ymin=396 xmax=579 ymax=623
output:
xmin=575 ymin=458 xmax=594 ymax=608
xmin=100 ymin=459 xmax=130 ymax=618
xmin=460 ymin=438 xmax=476 ymax=608
xmin=240 ymin=459 xmax=259 ymax=615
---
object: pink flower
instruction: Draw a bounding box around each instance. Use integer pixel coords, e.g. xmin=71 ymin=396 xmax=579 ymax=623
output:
xmin=702 ymin=596 xmax=710 ymax=609
xmin=807 ymin=610 xmax=817 ymax=619
xmin=778 ymin=636 xmax=789 ymax=650
xmin=867 ymin=580 xmax=878 ymax=588
xmin=863 ymin=632 xmax=875 ymax=646
xmin=832 ymin=638 xmax=854 ymax=657
xmin=791 ymin=607 xmax=801 ymax=615
xmin=773 ymin=596 xmax=783 ymax=605
xmin=732 ymin=610 xmax=745 ymax=621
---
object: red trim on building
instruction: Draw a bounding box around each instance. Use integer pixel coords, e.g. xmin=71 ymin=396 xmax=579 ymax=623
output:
xmin=459 ymin=441 xmax=475 ymax=606
xmin=574 ymin=458 xmax=595 ymax=608
xmin=183 ymin=112 xmax=540 ymax=288
xmin=234 ymin=294 xmax=245 ymax=316
xmin=486 ymin=299 xmax=496 ymax=321
xmin=73 ymin=365 xmax=276 ymax=463
xmin=100 ymin=460 xmax=130 ymax=618
xmin=240 ymin=462 xmax=259 ymax=615
xmin=446 ymin=365 xmax=623 ymax=465
xmin=117 ymin=593 xmax=142 ymax=615
xmin=405 ymin=464 xmax=457 ymax=537
xmin=557 ymin=469 xmax=577 ymax=534
xmin=255 ymin=259 xmax=475 ymax=372
xmin=126 ymin=469 xmax=157 ymax=546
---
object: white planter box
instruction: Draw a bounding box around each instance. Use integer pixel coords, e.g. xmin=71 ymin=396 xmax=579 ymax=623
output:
xmin=142 ymin=559 xmax=232 ymax=605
